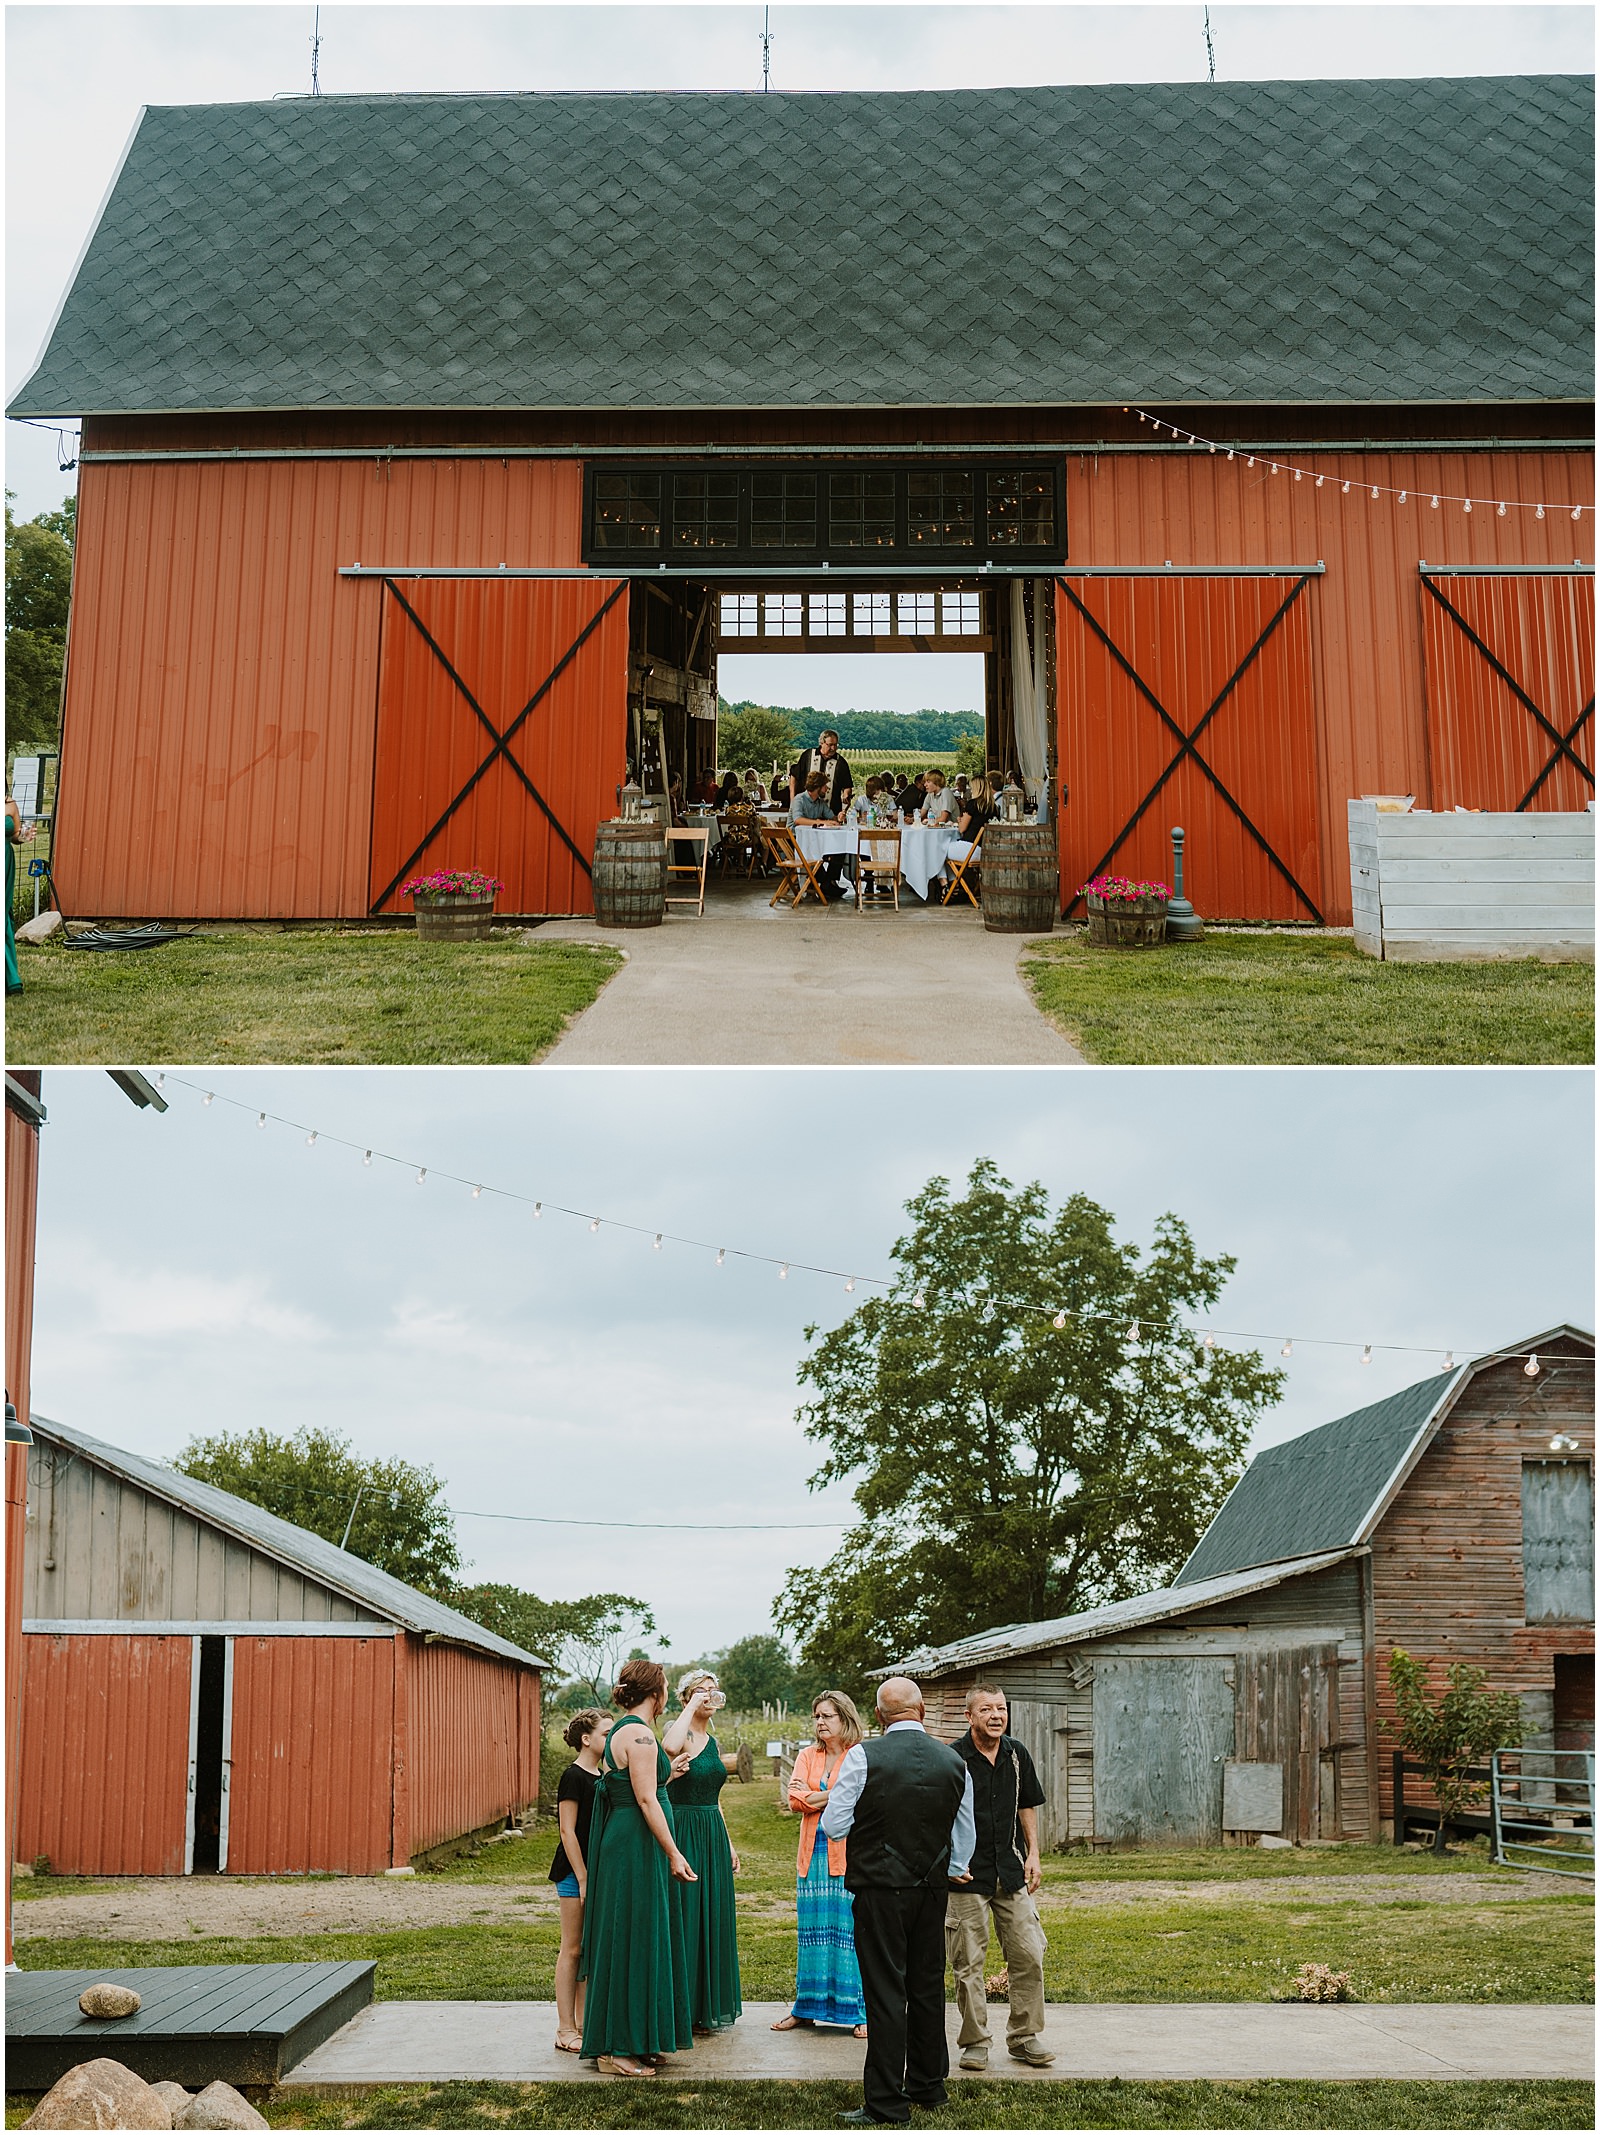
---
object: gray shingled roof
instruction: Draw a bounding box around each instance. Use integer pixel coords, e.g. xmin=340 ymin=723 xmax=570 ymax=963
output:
xmin=9 ymin=75 xmax=1592 ymax=418
xmin=30 ymin=1414 xmax=545 ymax=1669
xmin=1174 ymin=1375 xmax=1452 ymax=1585
xmin=889 ymin=1549 xmax=1359 ymax=1680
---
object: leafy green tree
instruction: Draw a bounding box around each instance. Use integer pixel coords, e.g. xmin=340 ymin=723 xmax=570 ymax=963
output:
xmin=1383 ymin=1648 xmax=1525 ymax=1850
xmin=953 ymin=731 xmax=986 ymax=778
xmin=717 ymin=1633 xmax=803 ymax=1711
xmin=174 ymin=1425 xmax=461 ymax=1596
xmin=717 ymin=703 xmax=797 ymax=775
xmin=451 ymin=1582 xmax=658 ymax=1695
xmin=775 ymin=1161 xmax=1282 ymax=1682
xmin=5 ymin=492 xmax=75 ymax=755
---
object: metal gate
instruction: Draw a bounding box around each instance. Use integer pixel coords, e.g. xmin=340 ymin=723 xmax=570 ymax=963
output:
xmin=368 ymin=576 xmax=630 ymax=917
xmin=1091 ymin=1656 xmax=1235 ymax=1846
xmin=1056 ymin=569 xmax=1323 ymax=922
xmin=1420 ymin=567 xmax=1595 ymax=812
xmin=1491 ymin=1749 xmax=1596 ymax=1876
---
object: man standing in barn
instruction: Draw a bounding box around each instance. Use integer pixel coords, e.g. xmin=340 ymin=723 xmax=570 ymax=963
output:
xmin=944 ymin=1684 xmax=1054 ymax=2070
xmin=788 ymin=728 xmax=854 ymax=815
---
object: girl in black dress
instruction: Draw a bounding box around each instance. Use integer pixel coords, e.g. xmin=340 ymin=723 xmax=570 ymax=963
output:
xmin=551 ymin=1708 xmax=609 ymax=2052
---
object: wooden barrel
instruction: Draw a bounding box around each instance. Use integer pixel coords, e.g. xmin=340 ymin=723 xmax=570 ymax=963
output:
xmin=981 ymin=822 xmax=1059 ymax=934
xmin=412 ymin=895 xmax=495 ymax=941
xmin=592 ymin=820 xmax=666 ymax=929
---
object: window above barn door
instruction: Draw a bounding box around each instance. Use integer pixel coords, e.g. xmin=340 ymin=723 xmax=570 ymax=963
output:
xmin=582 ymin=460 xmax=1066 ymax=568
xmin=1522 ymin=1462 xmax=1595 ymax=1623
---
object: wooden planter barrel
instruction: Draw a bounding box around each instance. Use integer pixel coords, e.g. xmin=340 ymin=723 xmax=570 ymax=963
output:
xmin=1086 ymin=893 xmax=1169 ymax=947
xmin=411 ymin=893 xmax=496 ymax=941
xmin=981 ymin=822 xmax=1058 ymax=934
xmin=593 ymin=820 xmax=666 ymax=929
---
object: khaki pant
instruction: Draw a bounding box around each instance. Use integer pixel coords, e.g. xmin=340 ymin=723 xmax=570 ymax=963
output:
xmin=944 ymin=1886 xmax=1047 ymax=2049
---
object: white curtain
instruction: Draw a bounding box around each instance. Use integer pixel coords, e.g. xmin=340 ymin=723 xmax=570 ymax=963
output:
xmin=1010 ymin=577 xmax=1050 ymax=798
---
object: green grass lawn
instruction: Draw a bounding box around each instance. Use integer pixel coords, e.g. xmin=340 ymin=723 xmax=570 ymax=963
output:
xmin=1022 ymin=931 xmax=1594 ymax=1064
xmin=5 ymin=928 xmax=622 ymax=1065
xmin=8 ymin=2079 xmax=1594 ymax=2132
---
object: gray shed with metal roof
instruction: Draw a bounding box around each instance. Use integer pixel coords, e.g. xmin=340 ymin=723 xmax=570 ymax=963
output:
xmin=17 ymin=1416 xmax=545 ymax=1877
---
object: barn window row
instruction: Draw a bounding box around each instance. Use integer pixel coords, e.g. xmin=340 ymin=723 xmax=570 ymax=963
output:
xmin=584 ymin=462 xmax=1065 ymax=564
xmin=719 ymin=589 xmax=984 ymax=639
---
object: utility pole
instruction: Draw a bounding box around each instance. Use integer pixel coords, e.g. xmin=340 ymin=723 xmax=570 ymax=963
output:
xmin=761 ymin=5 xmax=773 ymax=92
xmin=310 ymin=5 xmax=323 ymax=97
xmin=1202 ymin=5 xmax=1216 ymax=82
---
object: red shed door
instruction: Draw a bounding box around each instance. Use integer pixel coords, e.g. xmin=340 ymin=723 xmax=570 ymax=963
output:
xmin=1057 ymin=572 xmax=1323 ymax=922
xmin=369 ymin=577 xmax=630 ymax=917
xmin=227 ymin=1634 xmax=396 ymax=1875
xmin=17 ymin=1633 xmax=193 ymax=1874
xmin=1420 ymin=570 xmax=1595 ymax=811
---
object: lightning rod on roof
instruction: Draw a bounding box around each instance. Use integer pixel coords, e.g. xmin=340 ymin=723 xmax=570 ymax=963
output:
xmin=1203 ymin=4 xmax=1216 ymax=82
xmin=761 ymin=5 xmax=773 ymax=92
xmin=310 ymin=5 xmax=322 ymax=97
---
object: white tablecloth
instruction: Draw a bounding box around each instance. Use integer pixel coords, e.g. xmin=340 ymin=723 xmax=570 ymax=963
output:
xmin=792 ymin=821 xmax=959 ymax=901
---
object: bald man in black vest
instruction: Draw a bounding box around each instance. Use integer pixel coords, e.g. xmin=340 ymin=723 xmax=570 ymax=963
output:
xmin=821 ymin=1676 xmax=976 ymax=2126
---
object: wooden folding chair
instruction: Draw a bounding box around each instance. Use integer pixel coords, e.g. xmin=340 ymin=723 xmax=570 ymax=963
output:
xmin=856 ymin=829 xmax=901 ymax=913
xmin=941 ymin=823 xmax=985 ymax=907
xmin=664 ymin=824 xmax=711 ymax=916
xmin=761 ymin=820 xmax=829 ymax=909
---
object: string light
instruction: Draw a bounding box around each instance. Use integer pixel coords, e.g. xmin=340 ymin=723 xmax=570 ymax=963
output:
xmin=844 ymin=1278 xmax=856 ymax=1293
xmin=155 ymin=1077 xmax=1590 ymax=1377
xmin=1130 ymin=408 xmax=1587 ymax=521
xmin=306 ymin=1132 xmax=317 ymax=1147
xmin=155 ymin=1074 xmax=166 ymax=1088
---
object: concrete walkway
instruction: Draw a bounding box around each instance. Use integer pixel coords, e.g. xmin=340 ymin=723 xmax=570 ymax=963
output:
xmin=537 ymin=881 xmax=1081 ymax=1065
xmin=282 ymin=2000 xmax=1593 ymax=2087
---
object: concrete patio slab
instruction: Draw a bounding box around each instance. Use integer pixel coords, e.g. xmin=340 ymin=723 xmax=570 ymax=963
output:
xmin=280 ymin=1999 xmax=1594 ymax=2088
xmin=536 ymin=882 xmax=1081 ymax=1065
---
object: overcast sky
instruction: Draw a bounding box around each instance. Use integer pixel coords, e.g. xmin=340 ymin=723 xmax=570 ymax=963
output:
xmin=26 ymin=1063 xmax=1593 ymax=1658
xmin=6 ymin=3 xmax=1593 ymax=716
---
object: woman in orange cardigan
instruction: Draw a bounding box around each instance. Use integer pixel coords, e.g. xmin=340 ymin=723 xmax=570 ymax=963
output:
xmin=770 ymin=1691 xmax=868 ymax=2036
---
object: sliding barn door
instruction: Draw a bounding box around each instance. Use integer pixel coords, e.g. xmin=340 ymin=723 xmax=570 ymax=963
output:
xmin=369 ymin=577 xmax=630 ymax=918
xmin=1057 ymin=572 xmax=1322 ymax=922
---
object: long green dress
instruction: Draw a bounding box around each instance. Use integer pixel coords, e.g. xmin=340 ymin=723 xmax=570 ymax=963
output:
xmin=665 ymin=1736 xmax=742 ymax=2031
xmin=579 ymin=1716 xmax=692 ymax=2062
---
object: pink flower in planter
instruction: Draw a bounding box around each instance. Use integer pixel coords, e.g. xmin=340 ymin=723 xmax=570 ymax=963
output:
xmin=1082 ymin=873 xmax=1170 ymax=903
xmin=402 ymin=869 xmax=504 ymax=899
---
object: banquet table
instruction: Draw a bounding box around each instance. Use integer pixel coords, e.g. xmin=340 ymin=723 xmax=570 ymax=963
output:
xmin=792 ymin=820 xmax=960 ymax=902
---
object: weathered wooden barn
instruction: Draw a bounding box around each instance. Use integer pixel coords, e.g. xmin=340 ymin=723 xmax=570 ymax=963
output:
xmin=16 ymin=1414 xmax=543 ymax=1876
xmin=898 ymin=1329 xmax=1593 ymax=1847
xmin=7 ymin=76 xmax=1593 ymax=924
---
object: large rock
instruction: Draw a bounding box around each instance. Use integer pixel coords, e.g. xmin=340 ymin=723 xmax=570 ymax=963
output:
xmin=23 ymin=2059 xmax=172 ymax=2129
xmin=149 ymin=2085 xmax=193 ymax=2119
xmin=79 ymin=1982 xmax=143 ymax=2019
xmin=15 ymin=909 xmax=62 ymax=944
xmin=174 ymin=2084 xmax=269 ymax=2131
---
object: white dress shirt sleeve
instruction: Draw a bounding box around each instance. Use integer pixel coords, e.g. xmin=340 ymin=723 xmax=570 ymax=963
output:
xmin=948 ymin=1770 xmax=977 ymax=1881
xmin=819 ymin=1743 xmax=868 ymax=1840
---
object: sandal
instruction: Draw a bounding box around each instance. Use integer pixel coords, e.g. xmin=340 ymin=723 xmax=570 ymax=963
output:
xmin=596 ymin=2056 xmax=657 ymax=2078
xmin=555 ymin=2033 xmax=583 ymax=2054
xmin=770 ymin=2013 xmax=808 ymax=2031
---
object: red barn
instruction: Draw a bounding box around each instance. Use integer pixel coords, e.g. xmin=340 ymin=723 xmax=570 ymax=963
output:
xmin=16 ymin=1415 xmax=543 ymax=1876
xmin=6 ymin=76 xmax=1593 ymax=925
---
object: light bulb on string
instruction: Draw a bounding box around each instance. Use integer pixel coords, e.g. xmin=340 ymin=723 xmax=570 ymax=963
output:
xmin=1315 ymin=474 xmax=1324 ymax=488
xmin=913 ymin=1290 xmax=927 ymax=1310
xmin=1463 ymin=499 xmax=1472 ymax=514
xmin=1572 ymin=506 xmax=1583 ymax=522
xmin=1246 ymin=457 xmax=1255 ymax=468
xmin=1371 ymin=487 xmax=1380 ymax=500
xmin=653 ymin=1234 xmax=663 ymax=1250
xmin=1281 ymin=1338 xmax=1293 ymax=1358
xmin=1203 ymin=1333 xmax=1216 ymax=1349
xmin=1430 ymin=496 xmax=1440 ymax=509
xmin=1226 ymin=449 xmax=1234 ymax=461
xmin=845 ymin=1278 xmax=856 ymax=1293
xmin=590 ymin=1218 xmax=600 ymax=1234
xmin=306 ymin=1132 xmax=317 ymax=1147
xmin=1052 ymin=1310 xmax=1068 ymax=1330
xmin=202 ymin=1092 xmax=214 ymax=1107
xmin=362 ymin=1150 xmax=372 ymax=1166
xmin=779 ymin=1263 xmax=788 ymax=1280
xmin=1496 ymin=502 xmax=1507 ymax=517
xmin=256 ymin=1112 xmax=267 ymax=1129
xmin=472 ymin=1186 xmax=483 ymax=1200
xmin=715 ymin=1248 xmax=725 ymax=1266
xmin=155 ymin=1074 xmax=166 ymax=1089
xmin=533 ymin=1202 xmax=542 ymax=1218
xmin=1341 ymin=481 xmax=1351 ymax=495
xmin=1441 ymin=1352 xmax=1455 ymax=1371
xmin=1129 ymin=1320 xmax=1141 ymax=1343
xmin=1535 ymin=505 xmax=1546 ymax=519
xmin=1524 ymin=1354 xmax=1541 ymax=1378
xmin=1361 ymin=1344 xmax=1373 ymax=1364
xmin=1293 ymin=468 xmax=1302 ymax=481
xmin=1398 ymin=491 xmax=1408 ymax=504
xmin=415 ymin=1169 xmax=426 ymax=1185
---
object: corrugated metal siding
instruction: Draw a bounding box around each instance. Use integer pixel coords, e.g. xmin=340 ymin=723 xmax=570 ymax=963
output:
xmin=1060 ymin=448 xmax=1593 ymax=923
xmin=22 ymin=1446 xmax=374 ymax=1624
xmin=55 ymin=456 xmax=582 ymax=918
xmin=1420 ymin=571 xmax=1595 ymax=811
xmin=227 ymin=1632 xmax=395 ymax=1873
xmin=1058 ymin=572 xmax=1321 ymax=920
xmin=369 ymin=576 xmax=628 ymax=916
xmin=17 ymin=1632 xmax=192 ymax=1873
xmin=407 ymin=1641 xmax=538 ymax=1856
xmin=6 ymin=1099 xmax=41 ymax=1956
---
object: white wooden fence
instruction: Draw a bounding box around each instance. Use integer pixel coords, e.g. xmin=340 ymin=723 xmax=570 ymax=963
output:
xmin=1348 ymin=801 xmax=1594 ymax=961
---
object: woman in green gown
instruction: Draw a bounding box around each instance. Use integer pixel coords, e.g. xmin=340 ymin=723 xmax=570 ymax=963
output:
xmin=579 ymin=1658 xmax=698 ymax=2077
xmin=663 ymin=1671 xmax=743 ymax=2034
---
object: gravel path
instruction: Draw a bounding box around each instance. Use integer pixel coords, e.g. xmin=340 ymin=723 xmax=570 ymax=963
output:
xmin=14 ymin=1870 xmax=1584 ymax=1944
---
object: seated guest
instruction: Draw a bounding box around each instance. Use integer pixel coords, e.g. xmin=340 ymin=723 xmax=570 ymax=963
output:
xmin=717 ymin=771 xmax=742 ymax=809
xmin=953 ymin=775 xmax=970 ymax=800
xmin=791 ymin=773 xmax=848 ymax=900
xmin=943 ymin=777 xmax=993 ymax=889
xmin=668 ymin=774 xmax=686 ymax=824
xmin=770 ymin=771 xmax=789 ymax=806
xmin=919 ymin=770 xmax=954 ymax=823
xmin=743 ymin=768 xmax=767 ymax=804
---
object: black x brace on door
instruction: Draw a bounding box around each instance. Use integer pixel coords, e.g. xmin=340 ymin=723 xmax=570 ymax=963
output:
xmin=1057 ymin=569 xmax=1324 ymax=922
xmin=369 ymin=577 xmax=629 ymax=915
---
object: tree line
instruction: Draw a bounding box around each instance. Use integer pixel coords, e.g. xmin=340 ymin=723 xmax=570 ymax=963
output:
xmin=716 ymin=701 xmax=984 ymax=772
xmin=5 ymin=491 xmax=74 ymax=759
